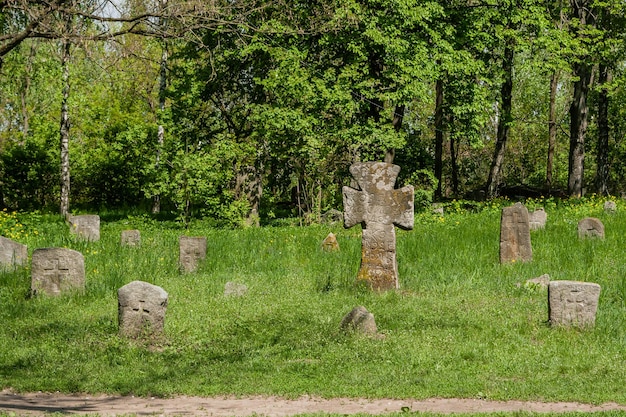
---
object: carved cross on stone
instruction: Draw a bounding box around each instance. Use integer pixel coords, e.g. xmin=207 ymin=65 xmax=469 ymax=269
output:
xmin=43 ymin=259 xmax=71 ymax=293
xmin=343 ymin=162 xmax=414 ymax=290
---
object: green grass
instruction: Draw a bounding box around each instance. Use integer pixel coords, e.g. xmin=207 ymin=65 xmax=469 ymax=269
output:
xmin=1 ymin=199 xmax=626 ymax=405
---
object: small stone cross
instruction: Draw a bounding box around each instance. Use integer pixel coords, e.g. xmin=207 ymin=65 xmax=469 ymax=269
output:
xmin=343 ymin=162 xmax=414 ymax=290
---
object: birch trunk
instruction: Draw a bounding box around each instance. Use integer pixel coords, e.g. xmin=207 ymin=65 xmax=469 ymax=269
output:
xmin=59 ymin=36 xmax=71 ymax=217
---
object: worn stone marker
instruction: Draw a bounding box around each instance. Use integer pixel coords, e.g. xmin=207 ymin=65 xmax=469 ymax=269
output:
xmin=604 ymin=200 xmax=617 ymax=213
xmin=179 ymin=236 xmax=207 ymax=273
xmin=224 ymin=281 xmax=248 ymax=297
xmin=31 ymin=248 xmax=85 ymax=296
xmin=528 ymin=208 xmax=547 ymax=230
xmin=342 ymin=162 xmax=414 ymax=291
xmin=0 ymin=236 xmax=28 ymax=269
xmin=118 ymin=280 xmax=168 ymax=338
xmin=340 ymin=306 xmax=378 ymax=335
xmin=321 ymin=232 xmax=339 ymax=252
xmin=500 ymin=202 xmax=532 ymax=263
xmin=121 ymin=230 xmax=141 ymax=247
xmin=68 ymin=214 xmax=100 ymax=241
xmin=548 ymin=280 xmax=601 ymax=328
xmin=578 ymin=217 xmax=604 ymax=239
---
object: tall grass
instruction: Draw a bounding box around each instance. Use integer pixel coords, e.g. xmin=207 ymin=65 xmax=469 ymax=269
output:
xmin=1 ymin=199 xmax=625 ymax=404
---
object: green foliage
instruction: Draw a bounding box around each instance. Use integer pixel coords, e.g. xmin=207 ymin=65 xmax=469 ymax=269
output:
xmin=2 ymin=200 xmax=626 ymax=404
xmin=406 ymin=169 xmax=438 ymax=211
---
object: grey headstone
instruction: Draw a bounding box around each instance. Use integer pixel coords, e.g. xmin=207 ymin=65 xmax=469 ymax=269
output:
xmin=528 ymin=208 xmax=547 ymax=230
xmin=432 ymin=205 xmax=444 ymax=216
xmin=342 ymin=162 xmax=414 ymax=291
xmin=31 ymin=248 xmax=85 ymax=296
xmin=0 ymin=236 xmax=27 ymax=269
xmin=578 ymin=217 xmax=604 ymax=239
xmin=340 ymin=306 xmax=378 ymax=335
xmin=604 ymin=201 xmax=617 ymax=213
xmin=179 ymin=236 xmax=207 ymax=273
xmin=68 ymin=214 xmax=100 ymax=241
xmin=321 ymin=232 xmax=339 ymax=252
xmin=224 ymin=281 xmax=248 ymax=297
xmin=500 ymin=202 xmax=532 ymax=263
xmin=118 ymin=280 xmax=168 ymax=338
xmin=121 ymin=230 xmax=141 ymax=247
xmin=548 ymin=280 xmax=601 ymax=328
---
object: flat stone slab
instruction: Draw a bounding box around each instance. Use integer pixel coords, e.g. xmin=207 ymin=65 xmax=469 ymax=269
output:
xmin=0 ymin=236 xmax=27 ymax=269
xmin=224 ymin=282 xmax=248 ymax=297
xmin=118 ymin=280 xmax=168 ymax=338
xmin=31 ymin=248 xmax=85 ymax=296
xmin=548 ymin=280 xmax=601 ymax=328
xmin=179 ymin=236 xmax=207 ymax=273
xmin=68 ymin=214 xmax=100 ymax=241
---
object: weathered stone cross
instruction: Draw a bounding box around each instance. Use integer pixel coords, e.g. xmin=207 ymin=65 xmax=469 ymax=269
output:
xmin=343 ymin=162 xmax=414 ymax=290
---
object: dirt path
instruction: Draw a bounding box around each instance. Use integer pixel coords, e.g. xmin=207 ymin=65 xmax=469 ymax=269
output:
xmin=2 ymin=390 xmax=626 ymax=416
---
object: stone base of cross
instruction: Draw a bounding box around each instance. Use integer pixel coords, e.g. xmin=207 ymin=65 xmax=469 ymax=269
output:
xmin=343 ymin=162 xmax=414 ymax=291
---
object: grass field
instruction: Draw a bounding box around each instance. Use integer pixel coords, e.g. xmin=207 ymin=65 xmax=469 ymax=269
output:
xmin=1 ymin=197 xmax=625 ymax=407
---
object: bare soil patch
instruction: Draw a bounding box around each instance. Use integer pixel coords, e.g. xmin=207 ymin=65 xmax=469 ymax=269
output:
xmin=2 ymin=390 xmax=626 ymax=416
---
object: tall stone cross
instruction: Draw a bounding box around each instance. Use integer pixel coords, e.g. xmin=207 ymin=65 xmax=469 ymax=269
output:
xmin=343 ymin=162 xmax=414 ymax=290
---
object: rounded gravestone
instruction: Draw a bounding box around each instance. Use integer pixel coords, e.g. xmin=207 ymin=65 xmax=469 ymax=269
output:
xmin=578 ymin=217 xmax=604 ymax=239
xmin=118 ymin=280 xmax=168 ymax=338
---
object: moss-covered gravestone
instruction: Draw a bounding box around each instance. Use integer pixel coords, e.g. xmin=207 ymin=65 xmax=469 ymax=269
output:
xmin=342 ymin=162 xmax=414 ymax=291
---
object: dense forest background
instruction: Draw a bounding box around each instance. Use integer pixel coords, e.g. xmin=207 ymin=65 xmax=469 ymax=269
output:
xmin=1 ymin=0 xmax=625 ymax=226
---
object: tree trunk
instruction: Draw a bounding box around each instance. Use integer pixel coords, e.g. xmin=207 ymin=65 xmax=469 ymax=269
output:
xmin=567 ymin=1 xmax=595 ymax=198
xmin=485 ymin=40 xmax=514 ymax=198
xmin=595 ymin=64 xmax=611 ymax=195
xmin=434 ymin=77 xmax=444 ymax=199
xmin=450 ymin=130 xmax=459 ymax=196
xmin=546 ymin=70 xmax=559 ymax=191
xmin=19 ymin=43 xmax=37 ymax=143
xmin=152 ymin=0 xmax=168 ymax=214
xmin=59 ymin=35 xmax=71 ymax=217
xmin=568 ymin=62 xmax=592 ymax=197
